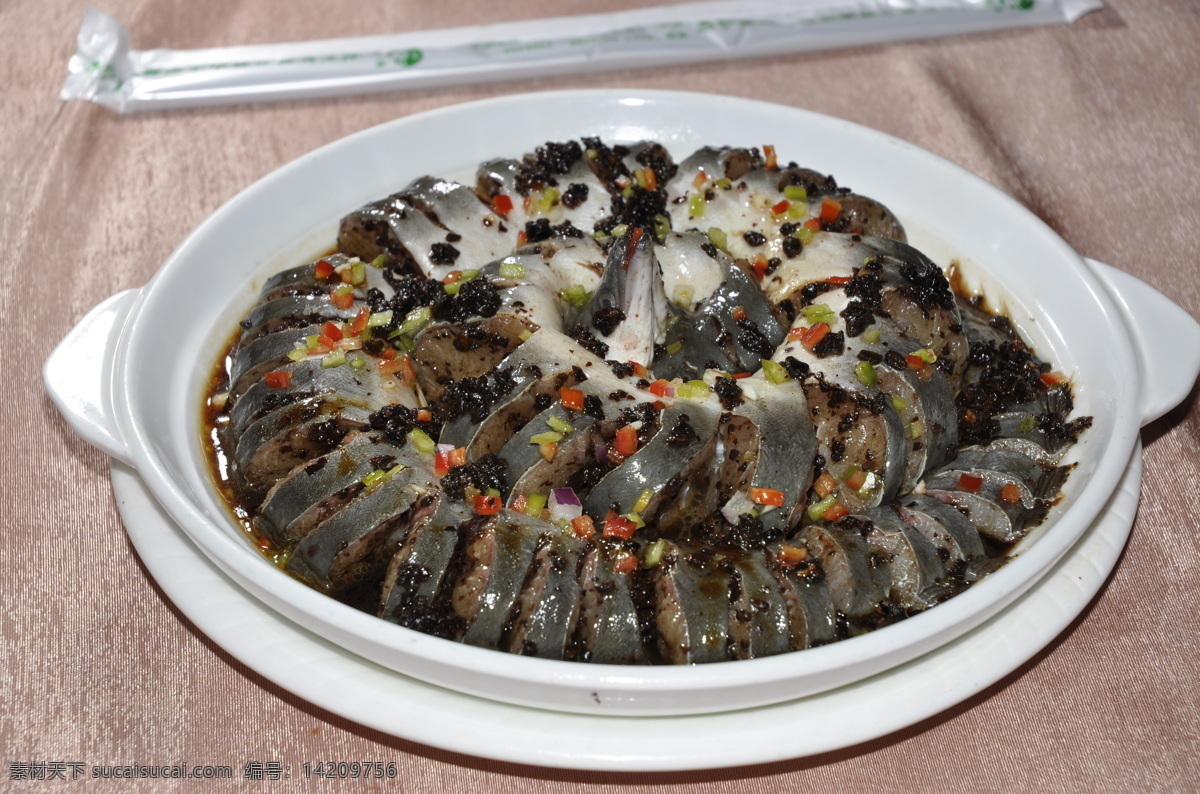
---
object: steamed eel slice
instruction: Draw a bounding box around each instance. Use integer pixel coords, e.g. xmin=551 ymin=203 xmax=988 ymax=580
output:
xmin=774 ymin=285 xmax=957 ymax=493
xmin=727 ymin=552 xmax=794 ymax=660
xmin=922 ymin=448 xmax=1051 ymax=543
xmin=770 ymin=316 xmax=909 ymax=512
xmin=234 ymin=293 xmax=359 ymax=349
xmin=436 ymin=327 xmax=605 ymax=449
xmin=377 ymin=497 xmax=478 ymax=633
xmin=582 ymin=400 xmax=722 ymax=529
xmin=501 ymin=527 xmax=589 ymax=659
xmin=763 ymin=234 xmax=969 ymax=389
xmin=409 ymin=314 xmax=534 ymax=407
xmin=228 ymin=326 xmax=325 ymax=398
xmin=478 ymin=237 xmax=607 ymax=326
xmin=986 ymin=388 xmax=1080 ymax=466
xmin=797 ymin=523 xmax=892 ymax=619
xmin=501 ymin=368 xmax=644 ymax=504
xmin=338 ymin=175 xmax=518 ymax=281
xmin=408 ymin=239 xmax=609 ymax=405
xmin=231 ymin=400 xmax=366 ymax=489
xmin=652 ymin=231 xmax=785 ymax=382
xmin=569 ymin=544 xmax=644 ymax=664
xmin=476 ymin=139 xmax=616 ymax=239
xmin=712 ymin=373 xmax=817 ymax=538
xmin=765 ymin=541 xmax=839 ymax=649
xmin=895 ymin=493 xmax=987 ymax=564
xmin=649 ymin=543 xmax=735 ymax=664
xmin=850 ymin=510 xmax=950 ymax=610
xmin=255 ymin=253 xmax=394 ymax=303
xmin=663 ymin=146 xmax=906 ymax=265
xmin=227 ymin=362 xmax=417 ymax=488
xmin=449 ymin=510 xmax=547 ymax=650
xmin=285 ymin=442 xmax=439 ymax=592
xmin=494 ymin=402 xmax=599 ymax=499
xmin=228 ymin=353 xmax=413 ymax=440
xmin=253 ymin=433 xmax=407 ymax=545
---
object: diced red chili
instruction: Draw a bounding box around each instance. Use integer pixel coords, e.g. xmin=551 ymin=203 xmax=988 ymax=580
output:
xmin=435 ymin=447 xmax=467 ymax=476
xmin=473 ymin=494 xmax=502 ymax=515
xmin=1040 ymin=371 xmax=1068 ymax=388
xmin=614 ymin=425 xmax=639 ymax=457
xmin=771 ymin=199 xmax=790 ymax=216
xmin=803 ymin=217 xmax=821 ymax=232
xmin=820 ymin=197 xmax=842 ymax=223
xmin=560 ymin=387 xmax=585 ymax=411
xmin=753 ymin=257 xmax=769 ymax=281
xmin=777 ymin=544 xmax=808 ymax=567
xmin=570 ymin=515 xmax=596 ymax=540
xmin=321 ymin=321 xmax=344 ymax=343
xmin=330 ymin=289 xmax=354 ymax=310
xmin=827 ymin=275 xmax=852 ymax=285
xmin=314 ymin=259 xmax=335 ymax=280
xmin=539 ymin=442 xmax=558 ymax=462
xmin=602 ymin=512 xmax=638 ymax=541
xmin=958 ymin=473 xmax=985 ymax=493
xmin=264 ymin=370 xmax=291 ymax=390
xmin=821 ymin=502 xmax=849 ymax=522
xmin=763 ymin=144 xmax=778 ymax=170
xmin=648 ymin=379 xmax=672 ymax=397
xmin=346 ymin=307 xmax=369 ymax=337
xmin=846 ymin=470 xmax=868 ymax=491
xmin=999 ymin=482 xmax=1023 ymax=506
xmin=380 ymin=353 xmax=416 ymax=383
xmin=491 ymin=194 xmax=513 ymax=216
xmin=731 ymin=372 xmax=751 ymax=379
xmin=750 ymin=487 xmax=785 ymax=507
xmin=416 ymin=409 xmax=433 ymax=423
xmin=800 ymin=322 xmax=831 ymax=350
xmin=612 ymin=553 xmax=639 ymax=573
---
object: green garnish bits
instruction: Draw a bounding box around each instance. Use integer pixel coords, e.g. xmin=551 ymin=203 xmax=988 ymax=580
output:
xmin=561 ymin=285 xmax=591 ymax=308
xmin=706 ymin=227 xmax=728 ymax=252
xmin=498 ymin=262 xmax=527 ymax=279
xmin=761 ymin=359 xmax=790 ymax=384
xmin=855 ymin=360 xmax=878 ymax=387
xmin=783 ymin=185 xmax=809 ymax=202
xmin=525 ymin=492 xmax=548 ymax=516
xmin=801 ymin=303 xmax=835 ymax=324
xmin=546 ymin=416 xmax=575 ymax=435
xmin=407 ymin=428 xmax=437 ymax=455
xmin=392 ymin=306 xmax=431 ymax=338
xmin=642 ymin=538 xmax=668 ymax=569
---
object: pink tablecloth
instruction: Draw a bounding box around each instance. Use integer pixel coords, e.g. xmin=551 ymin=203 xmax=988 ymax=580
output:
xmin=4 ymin=0 xmax=1198 ymax=790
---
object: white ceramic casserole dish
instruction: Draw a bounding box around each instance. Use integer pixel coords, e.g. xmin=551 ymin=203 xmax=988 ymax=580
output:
xmin=45 ymin=90 xmax=1200 ymax=718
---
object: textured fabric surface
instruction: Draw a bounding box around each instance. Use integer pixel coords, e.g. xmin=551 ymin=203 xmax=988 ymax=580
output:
xmin=4 ymin=0 xmax=1198 ymax=791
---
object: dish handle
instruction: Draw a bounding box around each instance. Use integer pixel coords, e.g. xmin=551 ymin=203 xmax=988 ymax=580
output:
xmin=44 ymin=289 xmax=141 ymax=466
xmin=1085 ymin=258 xmax=1200 ymax=427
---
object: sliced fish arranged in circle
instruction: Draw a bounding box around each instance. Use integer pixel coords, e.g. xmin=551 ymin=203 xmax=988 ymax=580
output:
xmin=206 ymin=136 xmax=1089 ymax=667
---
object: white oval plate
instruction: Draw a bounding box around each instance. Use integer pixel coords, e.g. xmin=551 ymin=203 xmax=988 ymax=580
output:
xmin=56 ymin=90 xmax=1160 ymax=716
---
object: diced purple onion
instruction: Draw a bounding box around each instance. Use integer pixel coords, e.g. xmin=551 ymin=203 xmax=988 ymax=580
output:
xmin=549 ymin=488 xmax=583 ymax=522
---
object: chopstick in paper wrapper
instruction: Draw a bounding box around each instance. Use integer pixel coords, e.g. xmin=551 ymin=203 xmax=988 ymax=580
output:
xmin=62 ymin=1 xmax=1102 ymax=112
